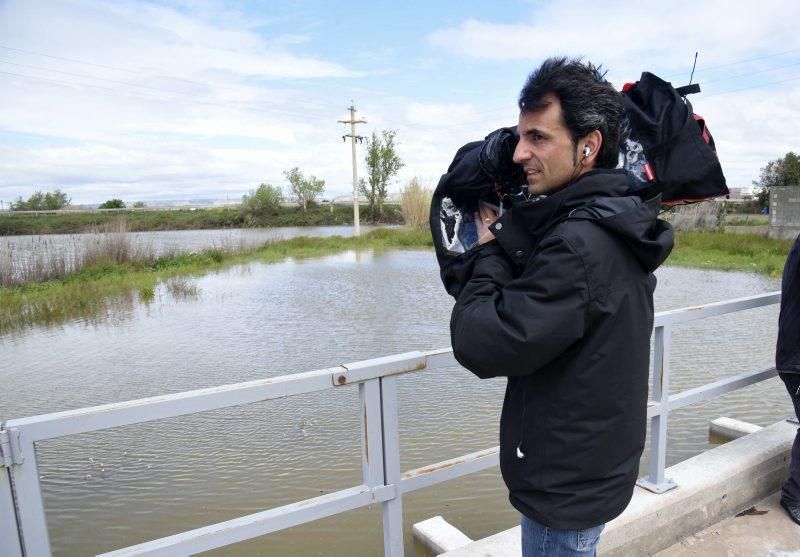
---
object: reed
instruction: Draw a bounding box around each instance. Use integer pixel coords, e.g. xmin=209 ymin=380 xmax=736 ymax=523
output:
xmin=666 ymin=202 xmax=725 ymax=232
xmin=0 ymin=221 xmax=271 ymax=288
xmin=399 ymin=177 xmax=433 ymax=231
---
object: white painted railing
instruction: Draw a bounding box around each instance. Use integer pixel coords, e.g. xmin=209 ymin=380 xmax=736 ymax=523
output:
xmin=0 ymin=291 xmax=782 ymax=556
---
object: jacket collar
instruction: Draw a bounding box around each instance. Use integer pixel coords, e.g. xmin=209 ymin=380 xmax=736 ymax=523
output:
xmin=490 ymin=169 xmax=633 ymax=264
xmin=490 ymin=168 xmax=673 ymax=271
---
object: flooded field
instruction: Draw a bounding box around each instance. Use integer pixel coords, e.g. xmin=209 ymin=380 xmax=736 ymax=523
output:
xmin=0 ymin=233 xmax=788 ymax=556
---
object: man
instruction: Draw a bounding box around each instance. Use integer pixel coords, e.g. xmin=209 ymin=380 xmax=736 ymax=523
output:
xmin=777 ymin=233 xmax=800 ymax=526
xmin=447 ymin=57 xmax=674 ymax=555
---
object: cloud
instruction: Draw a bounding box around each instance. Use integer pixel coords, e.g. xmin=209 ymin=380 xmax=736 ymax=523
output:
xmin=425 ymin=1 xmax=800 ymax=188
xmin=0 ymin=0 xmax=368 ymax=203
xmin=427 ymin=1 xmax=800 ymax=81
xmin=694 ymin=86 xmax=800 ymax=186
xmin=0 ymin=1 xmax=360 ymax=81
xmin=1 ymin=0 xmax=797 ymax=203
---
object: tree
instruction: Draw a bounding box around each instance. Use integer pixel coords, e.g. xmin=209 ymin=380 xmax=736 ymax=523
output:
xmin=133 ymin=201 xmax=147 ymax=209
xmin=11 ymin=189 xmax=70 ymax=211
xmin=283 ymin=167 xmax=325 ymax=213
xmin=752 ymin=151 xmax=800 ymax=207
xmin=240 ymin=183 xmax=283 ymax=222
xmin=99 ymin=199 xmax=126 ymax=209
xmin=360 ymin=130 xmax=404 ymax=216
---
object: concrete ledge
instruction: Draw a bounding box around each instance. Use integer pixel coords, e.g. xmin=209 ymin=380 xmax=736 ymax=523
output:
xmin=768 ymin=225 xmax=800 ymax=241
xmin=413 ymin=516 xmax=472 ymax=554
xmin=441 ymin=419 xmax=796 ymax=556
xmin=709 ymin=416 xmax=762 ymax=441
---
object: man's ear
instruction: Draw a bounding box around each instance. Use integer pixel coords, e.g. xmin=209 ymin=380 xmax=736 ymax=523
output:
xmin=579 ymin=130 xmax=603 ymax=166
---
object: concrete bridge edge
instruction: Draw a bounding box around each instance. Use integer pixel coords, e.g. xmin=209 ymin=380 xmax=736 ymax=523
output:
xmin=438 ymin=419 xmax=796 ymax=556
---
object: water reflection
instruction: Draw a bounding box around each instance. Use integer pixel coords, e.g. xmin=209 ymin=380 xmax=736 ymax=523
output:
xmin=0 ymin=275 xmax=202 ymax=337
xmin=0 ymin=226 xmax=382 ymax=335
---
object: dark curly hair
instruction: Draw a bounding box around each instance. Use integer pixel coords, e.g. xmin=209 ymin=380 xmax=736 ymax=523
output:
xmin=518 ymin=57 xmax=624 ymax=169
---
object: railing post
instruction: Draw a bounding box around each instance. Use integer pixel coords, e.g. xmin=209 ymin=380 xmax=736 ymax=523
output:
xmin=9 ymin=432 xmax=53 ymax=555
xmin=0 ymin=429 xmax=23 ymax=557
xmin=637 ymin=325 xmax=677 ymax=493
xmin=360 ymin=378 xmax=385 ymax=489
xmin=380 ymin=376 xmax=404 ymax=556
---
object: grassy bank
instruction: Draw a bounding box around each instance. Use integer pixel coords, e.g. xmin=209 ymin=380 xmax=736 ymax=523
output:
xmin=0 ymin=204 xmax=403 ymax=236
xmin=0 ymin=228 xmax=432 ymax=331
xmin=667 ymin=231 xmax=793 ymax=277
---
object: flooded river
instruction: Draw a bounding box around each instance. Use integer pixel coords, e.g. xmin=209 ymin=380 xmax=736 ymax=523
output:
xmin=0 ymin=228 xmax=788 ymax=556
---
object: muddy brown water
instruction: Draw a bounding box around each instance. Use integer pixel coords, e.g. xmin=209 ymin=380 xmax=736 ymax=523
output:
xmin=0 ymin=232 xmax=789 ymax=556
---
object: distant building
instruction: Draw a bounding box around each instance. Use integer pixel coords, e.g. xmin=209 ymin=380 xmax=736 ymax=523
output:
xmin=769 ymin=186 xmax=800 ymax=240
xmin=726 ymin=187 xmax=745 ymax=200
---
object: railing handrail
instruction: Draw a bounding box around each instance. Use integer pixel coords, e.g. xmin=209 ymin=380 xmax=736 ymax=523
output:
xmin=3 ymin=293 xmax=780 ymax=432
xmin=0 ymin=290 xmax=782 ymax=556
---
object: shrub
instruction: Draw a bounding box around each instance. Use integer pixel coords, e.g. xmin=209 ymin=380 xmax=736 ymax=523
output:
xmin=240 ymin=183 xmax=283 ymax=224
xmin=99 ymin=199 xmax=126 ymax=209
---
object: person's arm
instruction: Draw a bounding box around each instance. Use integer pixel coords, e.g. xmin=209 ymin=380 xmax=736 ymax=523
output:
xmin=450 ymin=233 xmax=590 ymax=379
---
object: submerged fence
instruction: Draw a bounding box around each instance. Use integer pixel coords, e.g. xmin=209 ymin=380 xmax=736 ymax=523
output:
xmin=0 ymin=291 xmax=782 ymax=556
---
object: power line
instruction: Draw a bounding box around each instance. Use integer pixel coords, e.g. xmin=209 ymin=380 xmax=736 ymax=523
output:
xmin=686 ymin=48 xmax=800 ymax=75
xmin=705 ymin=73 xmax=800 ymax=97
xmin=0 ymin=69 xmax=161 ymax=99
xmin=664 ymin=48 xmax=800 ymax=81
xmin=0 ymin=59 xmax=202 ymax=97
xmin=700 ymin=60 xmax=800 ymax=85
xmin=0 ymin=67 xmax=340 ymax=122
xmin=3 ymin=42 xmax=799 ymax=144
xmin=0 ymin=43 xmax=348 ymax=113
xmin=0 ymin=41 xmax=512 ymax=124
xmin=0 ymin=43 xmax=256 ymax=94
xmin=402 ymin=51 xmax=800 ymax=132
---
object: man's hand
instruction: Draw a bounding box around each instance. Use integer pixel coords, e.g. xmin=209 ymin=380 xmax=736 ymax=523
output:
xmin=475 ymin=203 xmax=498 ymax=244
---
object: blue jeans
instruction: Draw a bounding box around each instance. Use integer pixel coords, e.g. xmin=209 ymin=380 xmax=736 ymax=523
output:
xmin=521 ymin=514 xmax=605 ymax=556
xmin=779 ymin=371 xmax=800 ymax=505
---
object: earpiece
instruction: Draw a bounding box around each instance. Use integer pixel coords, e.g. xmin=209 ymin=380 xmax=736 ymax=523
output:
xmin=583 ymin=146 xmax=591 ymax=158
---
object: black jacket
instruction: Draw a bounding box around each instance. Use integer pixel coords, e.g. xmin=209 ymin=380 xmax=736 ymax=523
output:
xmin=447 ymin=169 xmax=674 ymax=529
xmin=777 ymin=234 xmax=800 ymax=372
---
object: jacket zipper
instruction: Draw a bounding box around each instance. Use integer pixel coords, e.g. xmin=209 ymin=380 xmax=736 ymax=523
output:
xmin=516 ymin=379 xmax=528 ymax=459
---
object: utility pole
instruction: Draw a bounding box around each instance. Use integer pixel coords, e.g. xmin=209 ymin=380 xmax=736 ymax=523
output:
xmin=338 ymin=104 xmax=366 ymax=236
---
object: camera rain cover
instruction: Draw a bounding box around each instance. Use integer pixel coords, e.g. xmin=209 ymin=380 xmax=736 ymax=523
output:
xmin=429 ymin=140 xmax=494 ymax=262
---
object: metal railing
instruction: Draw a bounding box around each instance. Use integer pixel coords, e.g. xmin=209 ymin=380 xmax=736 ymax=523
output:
xmin=0 ymin=291 xmax=782 ymax=556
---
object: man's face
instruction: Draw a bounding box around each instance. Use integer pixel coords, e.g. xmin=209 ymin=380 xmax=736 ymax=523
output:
xmin=513 ymin=93 xmax=580 ymax=196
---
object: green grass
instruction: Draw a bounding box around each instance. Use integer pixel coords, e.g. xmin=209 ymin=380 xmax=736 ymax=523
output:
xmin=668 ymin=231 xmax=793 ymax=277
xmin=0 ymin=204 xmax=403 ymax=236
xmin=723 ymin=214 xmax=769 ymax=227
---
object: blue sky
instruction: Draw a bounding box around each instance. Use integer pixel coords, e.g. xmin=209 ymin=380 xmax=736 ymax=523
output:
xmin=1 ymin=0 xmax=799 ymax=204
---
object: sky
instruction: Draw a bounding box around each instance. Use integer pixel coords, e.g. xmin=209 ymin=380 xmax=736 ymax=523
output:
xmin=1 ymin=0 xmax=799 ymax=205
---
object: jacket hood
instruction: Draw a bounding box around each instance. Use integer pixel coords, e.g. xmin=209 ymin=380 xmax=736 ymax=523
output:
xmin=492 ymin=169 xmax=674 ymax=272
